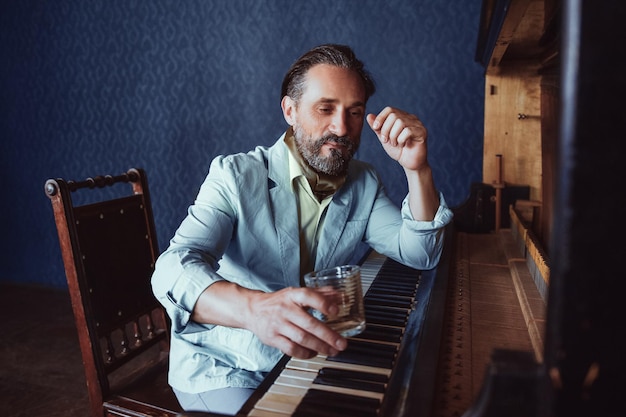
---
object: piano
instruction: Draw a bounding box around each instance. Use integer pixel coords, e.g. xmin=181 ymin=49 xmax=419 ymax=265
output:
xmin=236 ymin=230 xmax=453 ymax=417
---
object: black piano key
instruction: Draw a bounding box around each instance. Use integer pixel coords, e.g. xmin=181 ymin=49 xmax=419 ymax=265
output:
xmin=318 ymin=367 xmax=389 ymax=383
xmin=293 ymin=389 xmax=380 ymax=417
xmin=365 ymin=314 xmax=407 ymax=327
xmin=363 ymin=311 xmax=409 ymax=324
xmin=370 ymin=267 xmax=415 ymax=276
xmin=369 ymin=275 xmax=417 ymax=285
xmin=366 ymin=282 xmax=417 ymax=290
xmin=368 ymin=276 xmax=416 ymax=285
xmin=365 ymin=310 xmax=408 ymax=326
xmin=327 ymin=348 xmax=395 ymax=369
xmin=351 ymin=324 xmax=403 ymax=343
xmin=364 ymin=295 xmax=413 ymax=309
xmin=366 ymin=286 xmax=415 ymax=295
xmin=374 ymin=273 xmax=418 ymax=286
xmin=365 ymin=305 xmax=409 ymax=318
xmin=346 ymin=339 xmax=398 ymax=354
xmin=368 ymin=282 xmax=416 ymax=293
xmin=314 ymin=374 xmax=385 ymax=393
xmin=367 ymin=292 xmax=414 ymax=301
xmin=325 ymin=338 xmax=398 ymax=369
xmin=365 ymin=287 xmax=416 ymax=297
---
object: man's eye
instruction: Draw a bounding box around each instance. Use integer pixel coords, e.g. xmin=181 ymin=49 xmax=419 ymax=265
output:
xmin=350 ymin=110 xmax=364 ymax=117
xmin=319 ymin=108 xmax=332 ymax=114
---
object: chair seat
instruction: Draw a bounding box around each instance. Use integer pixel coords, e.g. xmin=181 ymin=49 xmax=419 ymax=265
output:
xmin=110 ymin=361 xmax=179 ymax=414
xmin=106 ymin=396 xmax=179 ymax=417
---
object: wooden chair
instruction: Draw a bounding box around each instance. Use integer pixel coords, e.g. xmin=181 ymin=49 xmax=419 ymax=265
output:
xmin=45 ymin=168 xmax=183 ymax=417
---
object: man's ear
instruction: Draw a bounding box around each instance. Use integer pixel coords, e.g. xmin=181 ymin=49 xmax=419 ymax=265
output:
xmin=281 ymin=96 xmax=296 ymax=126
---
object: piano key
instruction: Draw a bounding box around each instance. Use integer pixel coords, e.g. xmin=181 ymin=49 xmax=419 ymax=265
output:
xmin=368 ymin=286 xmax=412 ymax=296
xmin=292 ymin=389 xmax=380 ymax=417
xmin=276 ymin=367 xmax=382 ymax=399
xmin=311 ymin=376 xmax=385 ymax=395
xmin=364 ymin=318 xmax=405 ymax=329
xmin=364 ymin=313 xmax=407 ymax=327
xmin=359 ymin=252 xmax=385 ymax=276
xmin=326 ymin=349 xmax=394 ymax=369
xmin=343 ymin=338 xmax=398 ymax=354
xmin=252 ymin=391 xmax=301 ymax=414
xmin=368 ymin=277 xmax=418 ymax=287
xmin=365 ymin=286 xmax=416 ymax=296
xmin=364 ymin=295 xmax=414 ymax=309
xmin=326 ymin=346 xmax=396 ymax=367
xmin=365 ymin=304 xmax=410 ymax=315
xmin=273 ymin=371 xmax=316 ymax=388
xmin=369 ymin=290 xmax=409 ymax=300
xmin=350 ymin=324 xmax=403 ymax=343
xmin=373 ymin=274 xmax=418 ymax=286
xmin=287 ymin=356 xmax=391 ymax=376
xmin=368 ymin=275 xmax=417 ymax=286
xmin=268 ymin=382 xmax=308 ymax=396
xmin=252 ymin=351 xmax=394 ymax=415
xmin=272 ymin=368 xmax=384 ymax=400
xmin=318 ymin=367 xmax=389 ymax=383
xmin=366 ymin=286 xmax=415 ymax=295
xmin=248 ymin=408 xmax=290 ymax=417
xmin=314 ymin=368 xmax=387 ymax=393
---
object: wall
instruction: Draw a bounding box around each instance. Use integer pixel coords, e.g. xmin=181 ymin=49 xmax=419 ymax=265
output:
xmin=0 ymin=0 xmax=485 ymax=288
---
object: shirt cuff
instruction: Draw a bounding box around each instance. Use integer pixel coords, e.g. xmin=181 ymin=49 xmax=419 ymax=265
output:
xmin=401 ymin=192 xmax=454 ymax=231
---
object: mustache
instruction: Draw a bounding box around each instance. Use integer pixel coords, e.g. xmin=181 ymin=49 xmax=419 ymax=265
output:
xmin=320 ymin=134 xmax=353 ymax=151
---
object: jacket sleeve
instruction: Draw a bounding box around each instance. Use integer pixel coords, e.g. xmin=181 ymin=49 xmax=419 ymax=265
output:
xmin=365 ymin=187 xmax=453 ymax=270
xmin=151 ymin=156 xmax=236 ymax=333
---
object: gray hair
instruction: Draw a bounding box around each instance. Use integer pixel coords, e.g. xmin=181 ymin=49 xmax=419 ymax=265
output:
xmin=281 ymin=44 xmax=376 ymax=104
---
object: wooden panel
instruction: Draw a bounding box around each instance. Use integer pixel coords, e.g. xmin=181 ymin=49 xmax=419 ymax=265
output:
xmin=488 ymin=0 xmax=533 ymax=68
xmin=495 ymin=0 xmax=546 ymax=66
xmin=483 ymin=67 xmax=542 ymax=201
xmin=539 ymin=75 xmax=558 ymax=252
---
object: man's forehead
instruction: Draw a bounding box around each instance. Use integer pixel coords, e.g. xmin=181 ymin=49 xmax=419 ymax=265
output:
xmin=302 ymin=64 xmax=366 ymax=103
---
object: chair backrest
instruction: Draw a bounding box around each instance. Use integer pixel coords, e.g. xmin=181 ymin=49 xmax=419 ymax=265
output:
xmin=45 ymin=168 xmax=179 ymax=417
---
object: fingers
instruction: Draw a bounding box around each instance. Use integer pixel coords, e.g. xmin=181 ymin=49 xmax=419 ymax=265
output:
xmin=367 ymin=106 xmax=427 ymax=146
xmin=248 ymin=287 xmax=347 ymax=359
xmin=286 ymin=287 xmax=348 ymax=354
xmin=278 ymin=309 xmax=345 ymax=358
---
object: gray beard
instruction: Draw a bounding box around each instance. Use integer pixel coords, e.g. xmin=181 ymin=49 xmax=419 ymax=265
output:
xmin=293 ymin=125 xmax=357 ymax=177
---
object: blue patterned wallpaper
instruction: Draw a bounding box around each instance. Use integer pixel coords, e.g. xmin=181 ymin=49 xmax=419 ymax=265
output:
xmin=0 ymin=0 xmax=485 ymax=288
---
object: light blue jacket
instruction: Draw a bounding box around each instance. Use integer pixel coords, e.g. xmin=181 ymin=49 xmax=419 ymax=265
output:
xmin=151 ymin=132 xmax=453 ymax=393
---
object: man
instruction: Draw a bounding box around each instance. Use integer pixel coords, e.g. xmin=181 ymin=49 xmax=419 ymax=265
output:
xmin=151 ymin=43 xmax=453 ymax=414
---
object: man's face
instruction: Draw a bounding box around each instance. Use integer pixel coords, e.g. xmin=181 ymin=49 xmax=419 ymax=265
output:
xmin=283 ymin=64 xmax=367 ymax=177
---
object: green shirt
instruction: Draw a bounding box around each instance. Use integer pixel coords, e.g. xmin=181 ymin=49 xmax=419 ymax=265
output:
xmin=284 ymin=128 xmax=345 ymax=282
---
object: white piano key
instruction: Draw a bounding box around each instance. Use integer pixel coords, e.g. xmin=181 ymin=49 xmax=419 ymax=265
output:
xmin=253 ymin=392 xmax=300 ymax=414
xmin=360 ymin=251 xmax=386 ymax=293
xmin=268 ymin=381 xmax=308 ymax=396
xmin=287 ymin=355 xmax=392 ymax=376
xmin=272 ymin=369 xmax=384 ymax=400
xmin=248 ymin=408 xmax=291 ymax=417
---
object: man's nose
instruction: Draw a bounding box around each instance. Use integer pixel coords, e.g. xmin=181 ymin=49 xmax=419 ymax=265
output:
xmin=329 ymin=112 xmax=348 ymax=137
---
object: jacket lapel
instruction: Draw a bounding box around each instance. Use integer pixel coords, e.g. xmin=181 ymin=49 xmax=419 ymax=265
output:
xmin=315 ymin=183 xmax=353 ymax=270
xmin=267 ymin=136 xmax=301 ymax=287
